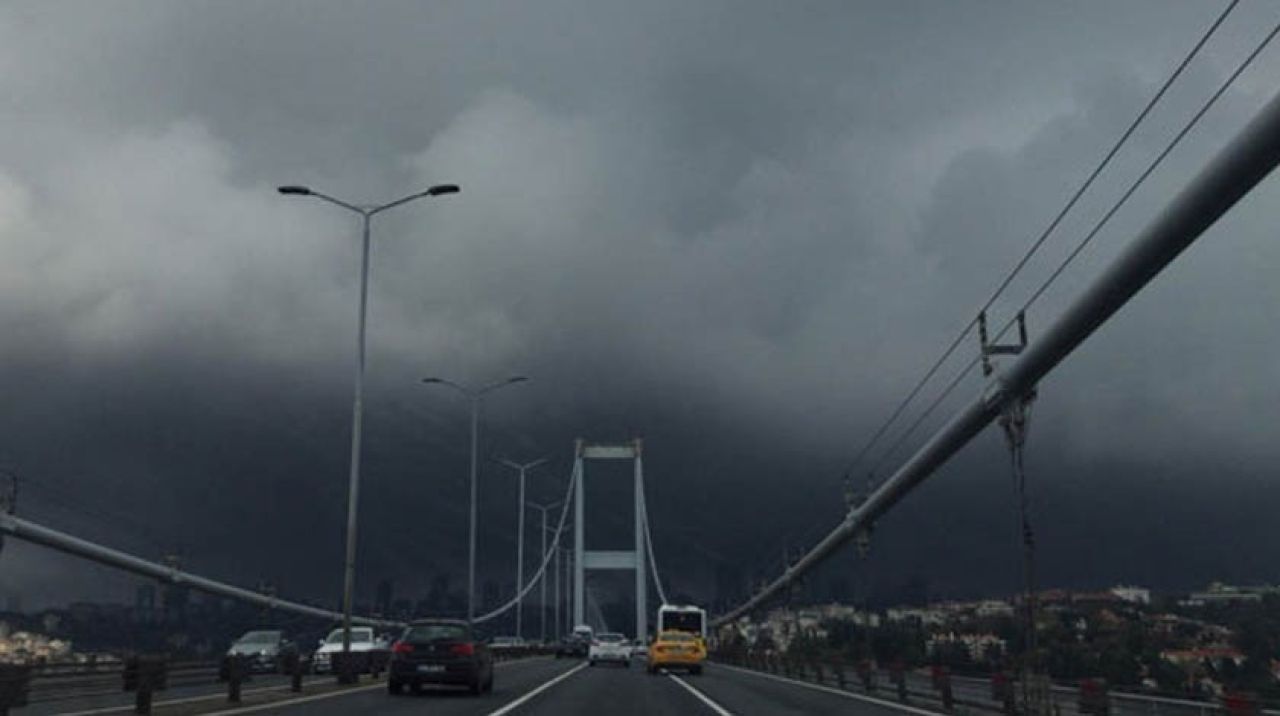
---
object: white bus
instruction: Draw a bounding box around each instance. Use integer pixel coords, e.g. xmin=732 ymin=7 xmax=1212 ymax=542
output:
xmin=656 ymin=604 xmax=706 ymax=639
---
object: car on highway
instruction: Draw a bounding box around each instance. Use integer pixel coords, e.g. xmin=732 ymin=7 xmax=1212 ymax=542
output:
xmin=311 ymin=626 xmax=385 ymax=674
xmin=647 ymin=630 xmax=706 ymax=675
xmin=490 ymin=635 xmax=526 ymax=648
xmin=554 ymin=633 xmax=589 ymax=659
xmin=388 ymin=618 xmax=494 ymax=696
xmin=222 ymin=629 xmax=297 ymax=676
xmin=588 ymin=632 xmax=631 ymax=667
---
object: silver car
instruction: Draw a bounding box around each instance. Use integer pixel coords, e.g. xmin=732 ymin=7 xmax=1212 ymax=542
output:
xmin=225 ymin=630 xmax=294 ymax=674
xmin=311 ymin=627 xmax=383 ymax=674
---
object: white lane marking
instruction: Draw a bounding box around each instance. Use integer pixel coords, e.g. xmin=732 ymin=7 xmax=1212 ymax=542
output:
xmin=666 ymin=672 xmax=735 ymax=716
xmin=715 ymin=662 xmax=945 ymax=716
xmin=54 ymin=657 xmax=550 ymax=715
xmin=198 ymin=682 xmax=386 ymax=715
xmin=52 ymin=679 xmax=329 ymax=716
xmin=486 ymin=662 xmax=588 ymax=716
xmin=55 ymin=657 xmax=554 ymax=716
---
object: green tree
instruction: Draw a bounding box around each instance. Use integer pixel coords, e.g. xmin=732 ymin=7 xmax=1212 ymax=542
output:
xmin=1098 ymin=645 xmax=1141 ymax=686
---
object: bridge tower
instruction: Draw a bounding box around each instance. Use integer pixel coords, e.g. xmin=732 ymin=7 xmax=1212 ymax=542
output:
xmin=572 ymin=438 xmax=648 ymax=640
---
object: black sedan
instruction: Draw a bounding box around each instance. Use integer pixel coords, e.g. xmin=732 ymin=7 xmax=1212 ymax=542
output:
xmin=388 ymin=619 xmax=494 ymax=696
xmin=554 ymin=635 xmax=588 ymax=659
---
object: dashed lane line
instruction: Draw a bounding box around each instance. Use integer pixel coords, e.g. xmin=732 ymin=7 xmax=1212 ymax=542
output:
xmin=485 ymin=662 xmax=588 ymax=716
xmin=666 ymin=672 xmax=736 ymax=716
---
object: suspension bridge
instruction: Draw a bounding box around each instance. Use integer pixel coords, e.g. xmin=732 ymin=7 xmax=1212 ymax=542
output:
xmin=3 ymin=4 xmax=1280 ymax=714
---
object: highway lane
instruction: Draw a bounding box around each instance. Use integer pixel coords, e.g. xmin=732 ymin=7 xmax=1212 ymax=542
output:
xmin=28 ymin=657 xmax=1234 ymax=716
xmin=505 ymin=662 xmax=726 ymax=715
xmin=254 ymin=657 xmax=584 ymax=716
xmin=227 ymin=659 xmax=726 ymax=715
xmin=176 ymin=658 xmax=949 ymax=715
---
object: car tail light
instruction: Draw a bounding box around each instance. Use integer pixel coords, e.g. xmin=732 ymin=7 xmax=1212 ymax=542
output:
xmin=450 ymin=642 xmax=475 ymax=656
xmin=391 ymin=641 xmax=414 ymax=654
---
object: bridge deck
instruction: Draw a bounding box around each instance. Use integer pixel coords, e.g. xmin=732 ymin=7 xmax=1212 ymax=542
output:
xmin=25 ymin=657 xmax=944 ymax=716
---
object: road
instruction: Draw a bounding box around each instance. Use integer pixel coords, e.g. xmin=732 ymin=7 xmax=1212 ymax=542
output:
xmin=184 ymin=658 xmax=943 ymax=715
xmin=26 ymin=658 xmax=1238 ymax=716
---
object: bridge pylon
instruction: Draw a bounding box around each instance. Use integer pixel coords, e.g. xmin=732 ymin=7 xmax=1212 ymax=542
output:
xmin=571 ymin=438 xmax=648 ymax=641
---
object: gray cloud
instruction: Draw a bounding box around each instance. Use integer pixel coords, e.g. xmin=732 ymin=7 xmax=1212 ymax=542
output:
xmin=1 ymin=0 xmax=1279 ymax=611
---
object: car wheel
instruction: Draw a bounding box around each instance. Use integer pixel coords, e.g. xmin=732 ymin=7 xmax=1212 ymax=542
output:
xmin=387 ymin=679 xmax=403 ymax=695
xmin=484 ymin=672 xmax=495 ymax=693
xmin=690 ymin=665 xmax=703 ymax=675
xmin=588 ymin=660 xmax=596 ymax=667
xmin=469 ymin=676 xmax=483 ymax=696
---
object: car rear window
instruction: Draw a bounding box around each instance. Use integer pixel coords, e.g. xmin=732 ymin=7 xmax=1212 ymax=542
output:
xmin=326 ymin=628 xmax=372 ymax=644
xmin=598 ymin=633 xmax=624 ymax=642
xmin=405 ymin=624 xmax=469 ymax=642
xmin=661 ymin=632 xmax=695 ymax=642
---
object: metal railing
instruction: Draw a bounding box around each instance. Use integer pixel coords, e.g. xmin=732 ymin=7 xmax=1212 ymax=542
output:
xmin=0 ymin=644 xmax=556 ymax=714
xmin=713 ymin=651 xmax=1280 ymax=716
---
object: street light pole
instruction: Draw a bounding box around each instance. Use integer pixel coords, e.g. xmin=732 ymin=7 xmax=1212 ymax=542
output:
xmin=567 ymin=548 xmax=574 ymax=631
xmin=497 ymin=458 xmax=549 ymax=640
xmin=340 ymin=210 xmax=370 ymax=663
xmin=422 ymin=375 xmax=528 ymax=623
xmin=554 ymin=544 xmax=562 ymax=638
xmin=526 ymin=498 xmax=560 ymax=643
xmin=278 ymin=183 xmax=458 ymax=678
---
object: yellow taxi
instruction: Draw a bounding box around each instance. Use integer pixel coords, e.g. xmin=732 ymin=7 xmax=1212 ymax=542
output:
xmin=646 ymin=630 xmax=706 ymax=675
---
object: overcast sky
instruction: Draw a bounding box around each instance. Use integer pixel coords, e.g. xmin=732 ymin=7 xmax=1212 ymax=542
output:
xmin=2 ymin=0 xmax=1280 ymax=614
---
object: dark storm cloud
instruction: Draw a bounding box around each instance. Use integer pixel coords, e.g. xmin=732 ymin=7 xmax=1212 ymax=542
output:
xmin=2 ymin=0 xmax=1279 ymax=610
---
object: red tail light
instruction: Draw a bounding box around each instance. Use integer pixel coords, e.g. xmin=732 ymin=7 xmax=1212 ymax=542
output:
xmin=392 ymin=641 xmax=414 ymax=654
xmin=450 ymin=642 xmax=475 ymax=656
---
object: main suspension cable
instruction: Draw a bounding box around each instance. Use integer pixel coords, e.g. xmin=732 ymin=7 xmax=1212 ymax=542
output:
xmin=841 ymin=0 xmax=1241 ymax=484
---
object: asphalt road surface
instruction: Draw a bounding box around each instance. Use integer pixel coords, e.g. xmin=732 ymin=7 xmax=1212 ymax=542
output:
xmin=194 ymin=658 xmax=945 ymax=715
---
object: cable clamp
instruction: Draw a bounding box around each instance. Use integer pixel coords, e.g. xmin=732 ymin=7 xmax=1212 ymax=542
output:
xmin=979 ymin=310 xmax=1029 ymax=377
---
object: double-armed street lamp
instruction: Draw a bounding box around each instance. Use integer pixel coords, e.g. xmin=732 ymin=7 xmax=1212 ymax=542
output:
xmin=496 ymin=458 xmax=550 ymax=639
xmin=277 ymin=182 xmax=458 ymax=671
xmin=526 ymin=499 xmax=562 ymax=643
xmin=421 ymin=376 xmax=527 ymax=622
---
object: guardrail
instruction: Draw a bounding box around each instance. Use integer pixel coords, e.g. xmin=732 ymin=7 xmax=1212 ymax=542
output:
xmin=714 ymin=651 xmax=994 ymax=714
xmin=713 ymin=652 xmax=1280 ymax=716
xmin=0 ymin=644 xmax=557 ymax=714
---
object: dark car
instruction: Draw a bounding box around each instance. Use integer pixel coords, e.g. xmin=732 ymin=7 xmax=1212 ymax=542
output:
xmin=220 ymin=629 xmax=298 ymax=679
xmin=388 ymin=619 xmax=494 ymax=696
xmin=554 ymin=634 xmax=588 ymax=659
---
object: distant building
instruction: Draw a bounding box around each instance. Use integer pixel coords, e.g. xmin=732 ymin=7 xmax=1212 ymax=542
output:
xmin=376 ymin=579 xmax=393 ymax=617
xmin=1110 ymin=586 xmax=1151 ymax=605
xmin=161 ymin=554 xmax=189 ymax=621
xmin=974 ymin=600 xmax=1015 ymax=618
xmin=927 ymin=632 xmax=1006 ymax=661
xmin=1161 ymin=647 xmax=1245 ymax=670
xmin=135 ymin=584 xmax=157 ymax=624
xmin=1185 ymin=583 xmax=1262 ymax=607
xmin=886 ymin=606 xmax=945 ymax=626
